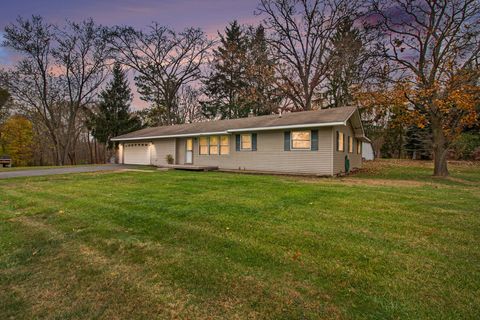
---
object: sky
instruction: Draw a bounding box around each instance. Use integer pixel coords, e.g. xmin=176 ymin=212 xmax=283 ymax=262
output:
xmin=0 ymin=0 xmax=262 ymax=108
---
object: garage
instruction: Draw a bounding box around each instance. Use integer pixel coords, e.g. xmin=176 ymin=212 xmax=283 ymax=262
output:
xmin=123 ymin=143 xmax=151 ymax=165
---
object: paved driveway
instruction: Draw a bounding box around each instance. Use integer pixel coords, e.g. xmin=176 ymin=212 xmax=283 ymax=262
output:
xmin=0 ymin=165 xmax=134 ymax=179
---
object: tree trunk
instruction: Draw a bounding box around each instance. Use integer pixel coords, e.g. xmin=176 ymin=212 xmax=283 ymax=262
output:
xmin=104 ymin=143 xmax=108 ymax=163
xmin=431 ymin=117 xmax=449 ymax=177
xmin=94 ymin=139 xmax=98 ymax=164
xmin=433 ymin=143 xmax=449 ymax=176
xmin=86 ymin=132 xmax=94 ymax=164
xmin=55 ymin=142 xmax=63 ymax=166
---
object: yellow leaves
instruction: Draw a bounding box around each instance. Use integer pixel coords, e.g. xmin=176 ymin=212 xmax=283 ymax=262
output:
xmin=0 ymin=115 xmax=34 ymax=166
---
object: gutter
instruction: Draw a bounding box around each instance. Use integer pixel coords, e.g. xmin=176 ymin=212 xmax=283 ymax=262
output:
xmin=111 ymin=131 xmax=229 ymax=141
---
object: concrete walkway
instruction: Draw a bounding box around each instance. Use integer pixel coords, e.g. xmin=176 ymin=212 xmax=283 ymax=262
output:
xmin=0 ymin=165 xmax=133 ymax=179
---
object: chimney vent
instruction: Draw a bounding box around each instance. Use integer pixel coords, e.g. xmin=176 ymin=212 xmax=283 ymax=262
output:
xmin=248 ymin=109 xmax=255 ymax=118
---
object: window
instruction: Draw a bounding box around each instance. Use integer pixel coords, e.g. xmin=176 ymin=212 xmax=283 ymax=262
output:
xmin=199 ymin=135 xmax=230 ymax=155
xmin=337 ymin=131 xmax=344 ymax=152
xmin=220 ymin=135 xmax=229 ymax=154
xmin=241 ymin=134 xmax=252 ymax=150
xmin=348 ymin=136 xmax=353 ymax=153
xmin=199 ymin=136 xmax=209 ymax=155
xmin=186 ymin=138 xmax=193 ymax=151
xmin=357 ymin=139 xmax=362 ymax=154
xmin=209 ymin=136 xmax=219 ymax=154
xmin=291 ymin=131 xmax=311 ymax=150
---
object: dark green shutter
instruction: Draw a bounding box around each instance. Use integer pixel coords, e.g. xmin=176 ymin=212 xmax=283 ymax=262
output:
xmin=347 ymin=136 xmax=350 ymax=152
xmin=252 ymin=133 xmax=257 ymax=151
xmin=311 ymin=130 xmax=318 ymax=151
xmin=284 ymin=131 xmax=291 ymax=151
xmin=235 ymin=134 xmax=240 ymax=151
xmin=336 ymin=131 xmax=339 ymax=151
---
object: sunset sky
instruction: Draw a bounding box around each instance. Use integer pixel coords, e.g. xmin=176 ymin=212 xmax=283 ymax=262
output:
xmin=0 ymin=0 xmax=262 ymax=108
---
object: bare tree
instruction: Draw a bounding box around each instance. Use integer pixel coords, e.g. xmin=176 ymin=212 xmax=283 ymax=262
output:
xmin=257 ymin=0 xmax=363 ymax=111
xmin=176 ymin=85 xmax=204 ymax=123
xmin=109 ymin=24 xmax=213 ymax=125
xmin=370 ymin=0 xmax=480 ymax=176
xmin=0 ymin=86 xmax=12 ymax=125
xmin=1 ymin=16 xmax=111 ymax=165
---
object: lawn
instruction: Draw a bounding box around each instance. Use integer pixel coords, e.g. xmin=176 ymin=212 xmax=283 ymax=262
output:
xmin=0 ymin=161 xmax=479 ymax=319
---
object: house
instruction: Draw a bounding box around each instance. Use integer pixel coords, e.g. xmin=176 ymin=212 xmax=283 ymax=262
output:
xmin=111 ymin=106 xmax=367 ymax=176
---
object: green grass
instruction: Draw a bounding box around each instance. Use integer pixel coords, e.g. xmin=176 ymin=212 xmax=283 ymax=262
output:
xmin=0 ymin=161 xmax=479 ymax=319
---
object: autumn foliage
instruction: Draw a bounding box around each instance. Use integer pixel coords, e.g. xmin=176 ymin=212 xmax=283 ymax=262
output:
xmin=0 ymin=115 xmax=34 ymax=166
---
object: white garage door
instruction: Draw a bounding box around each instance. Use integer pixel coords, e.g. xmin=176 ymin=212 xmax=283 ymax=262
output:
xmin=124 ymin=143 xmax=151 ymax=165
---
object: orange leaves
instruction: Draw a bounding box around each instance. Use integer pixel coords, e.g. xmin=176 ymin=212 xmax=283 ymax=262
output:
xmin=428 ymin=74 xmax=479 ymax=141
xmin=354 ymin=82 xmax=419 ymax=129
xmin=356 ymin=70 xmax=479 ymax=145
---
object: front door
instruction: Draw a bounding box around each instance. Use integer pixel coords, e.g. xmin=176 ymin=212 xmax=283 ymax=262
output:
xmin=185 ymin=138 xmax=193 ymax=164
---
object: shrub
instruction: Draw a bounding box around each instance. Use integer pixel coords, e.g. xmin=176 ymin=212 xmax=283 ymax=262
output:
xmin=452 ymin=133 xmax=480 ymax=160
xmin=165 ymin=154 xmax=174 ymax=164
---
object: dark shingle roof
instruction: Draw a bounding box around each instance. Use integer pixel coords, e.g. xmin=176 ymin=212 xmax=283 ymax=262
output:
xmin=112 ymin=106 xmax=357 ymax=141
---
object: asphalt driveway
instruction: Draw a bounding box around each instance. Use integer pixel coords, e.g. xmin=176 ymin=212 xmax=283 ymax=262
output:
xmin=0 ymin=165 xmax=135 ymax=179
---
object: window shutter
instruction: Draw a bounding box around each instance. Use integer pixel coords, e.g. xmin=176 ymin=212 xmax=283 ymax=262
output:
xmin=235 ymin=134 xmax=240 ymax=151
xmin=252 ymin=133 xmax=257 ymax=151
xmin=336 ymin=131 xmax=339 ymax=151
xmin=311 ymin=130 xmax=318 ymax=151
xmin=284 ymin=131 xmax=291 ymax=151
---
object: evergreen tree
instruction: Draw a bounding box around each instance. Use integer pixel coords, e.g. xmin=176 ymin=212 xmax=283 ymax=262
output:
xmin=244 ymin=25 xmax=280 ymax=115
xmin=202 ymin=22 xmax=280 ymax=119
xmin=89 ymin=63 xmax=141 ymax=150
xmin=202 ymin=21 xmax=250 ymax=119
xmin=404 ymin=125 xmax=432 ymax=160
xmin=324 ymin=17 xmax=365 ymax=108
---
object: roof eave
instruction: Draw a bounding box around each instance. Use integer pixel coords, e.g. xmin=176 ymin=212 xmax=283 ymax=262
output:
xmin=111 ymin=121 xmax=347 ymax=141
xmin=111 ymin=131 xmax=229 ymax=141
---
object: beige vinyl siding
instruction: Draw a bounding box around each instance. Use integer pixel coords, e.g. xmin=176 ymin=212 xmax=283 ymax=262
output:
xmin=333 ymin=120 xmax=362 ymax=174
xmin=191 ymin=128 xmax=333 ymax=175
xmin=152 ymin=139 xmax=176 ymax=166
xmin=118 ymin=143 xmax=124 ymax=164
xmin=176 ymin=138 xmax=186 ymax=165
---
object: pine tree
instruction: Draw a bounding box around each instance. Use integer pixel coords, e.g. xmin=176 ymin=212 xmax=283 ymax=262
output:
xmin=202 ymin=22 xmax=280 ymax=119
xmin=202 ymin=21 xmax=250 ymax=119
xmin=89 ymin=63 xmax=141 ymax=150
xmin=324 ymin=18 xmax=365 ymax=108
xmin=244 ymin=25 xmax=280 ymax=115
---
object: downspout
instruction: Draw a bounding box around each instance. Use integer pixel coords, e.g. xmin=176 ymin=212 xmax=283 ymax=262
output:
xmin=331 ymin=127 xmax=334 ymax=176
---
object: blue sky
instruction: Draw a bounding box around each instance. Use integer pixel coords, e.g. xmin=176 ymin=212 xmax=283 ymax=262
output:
xmin=0 ymin=33 xmax=6 ymax=64
xmin=0 ymin=0 xmax=260 ymax=34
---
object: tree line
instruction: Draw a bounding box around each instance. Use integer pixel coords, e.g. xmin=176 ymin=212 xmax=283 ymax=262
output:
xmin=0 ymin=0 xmax=478 ymax=176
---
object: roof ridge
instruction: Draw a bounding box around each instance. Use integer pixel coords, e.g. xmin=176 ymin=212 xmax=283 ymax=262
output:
xmin=113 ymin=106 xmax=359 ymax=141
xmin=146 ymin=106 xmax=356 ymax=130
